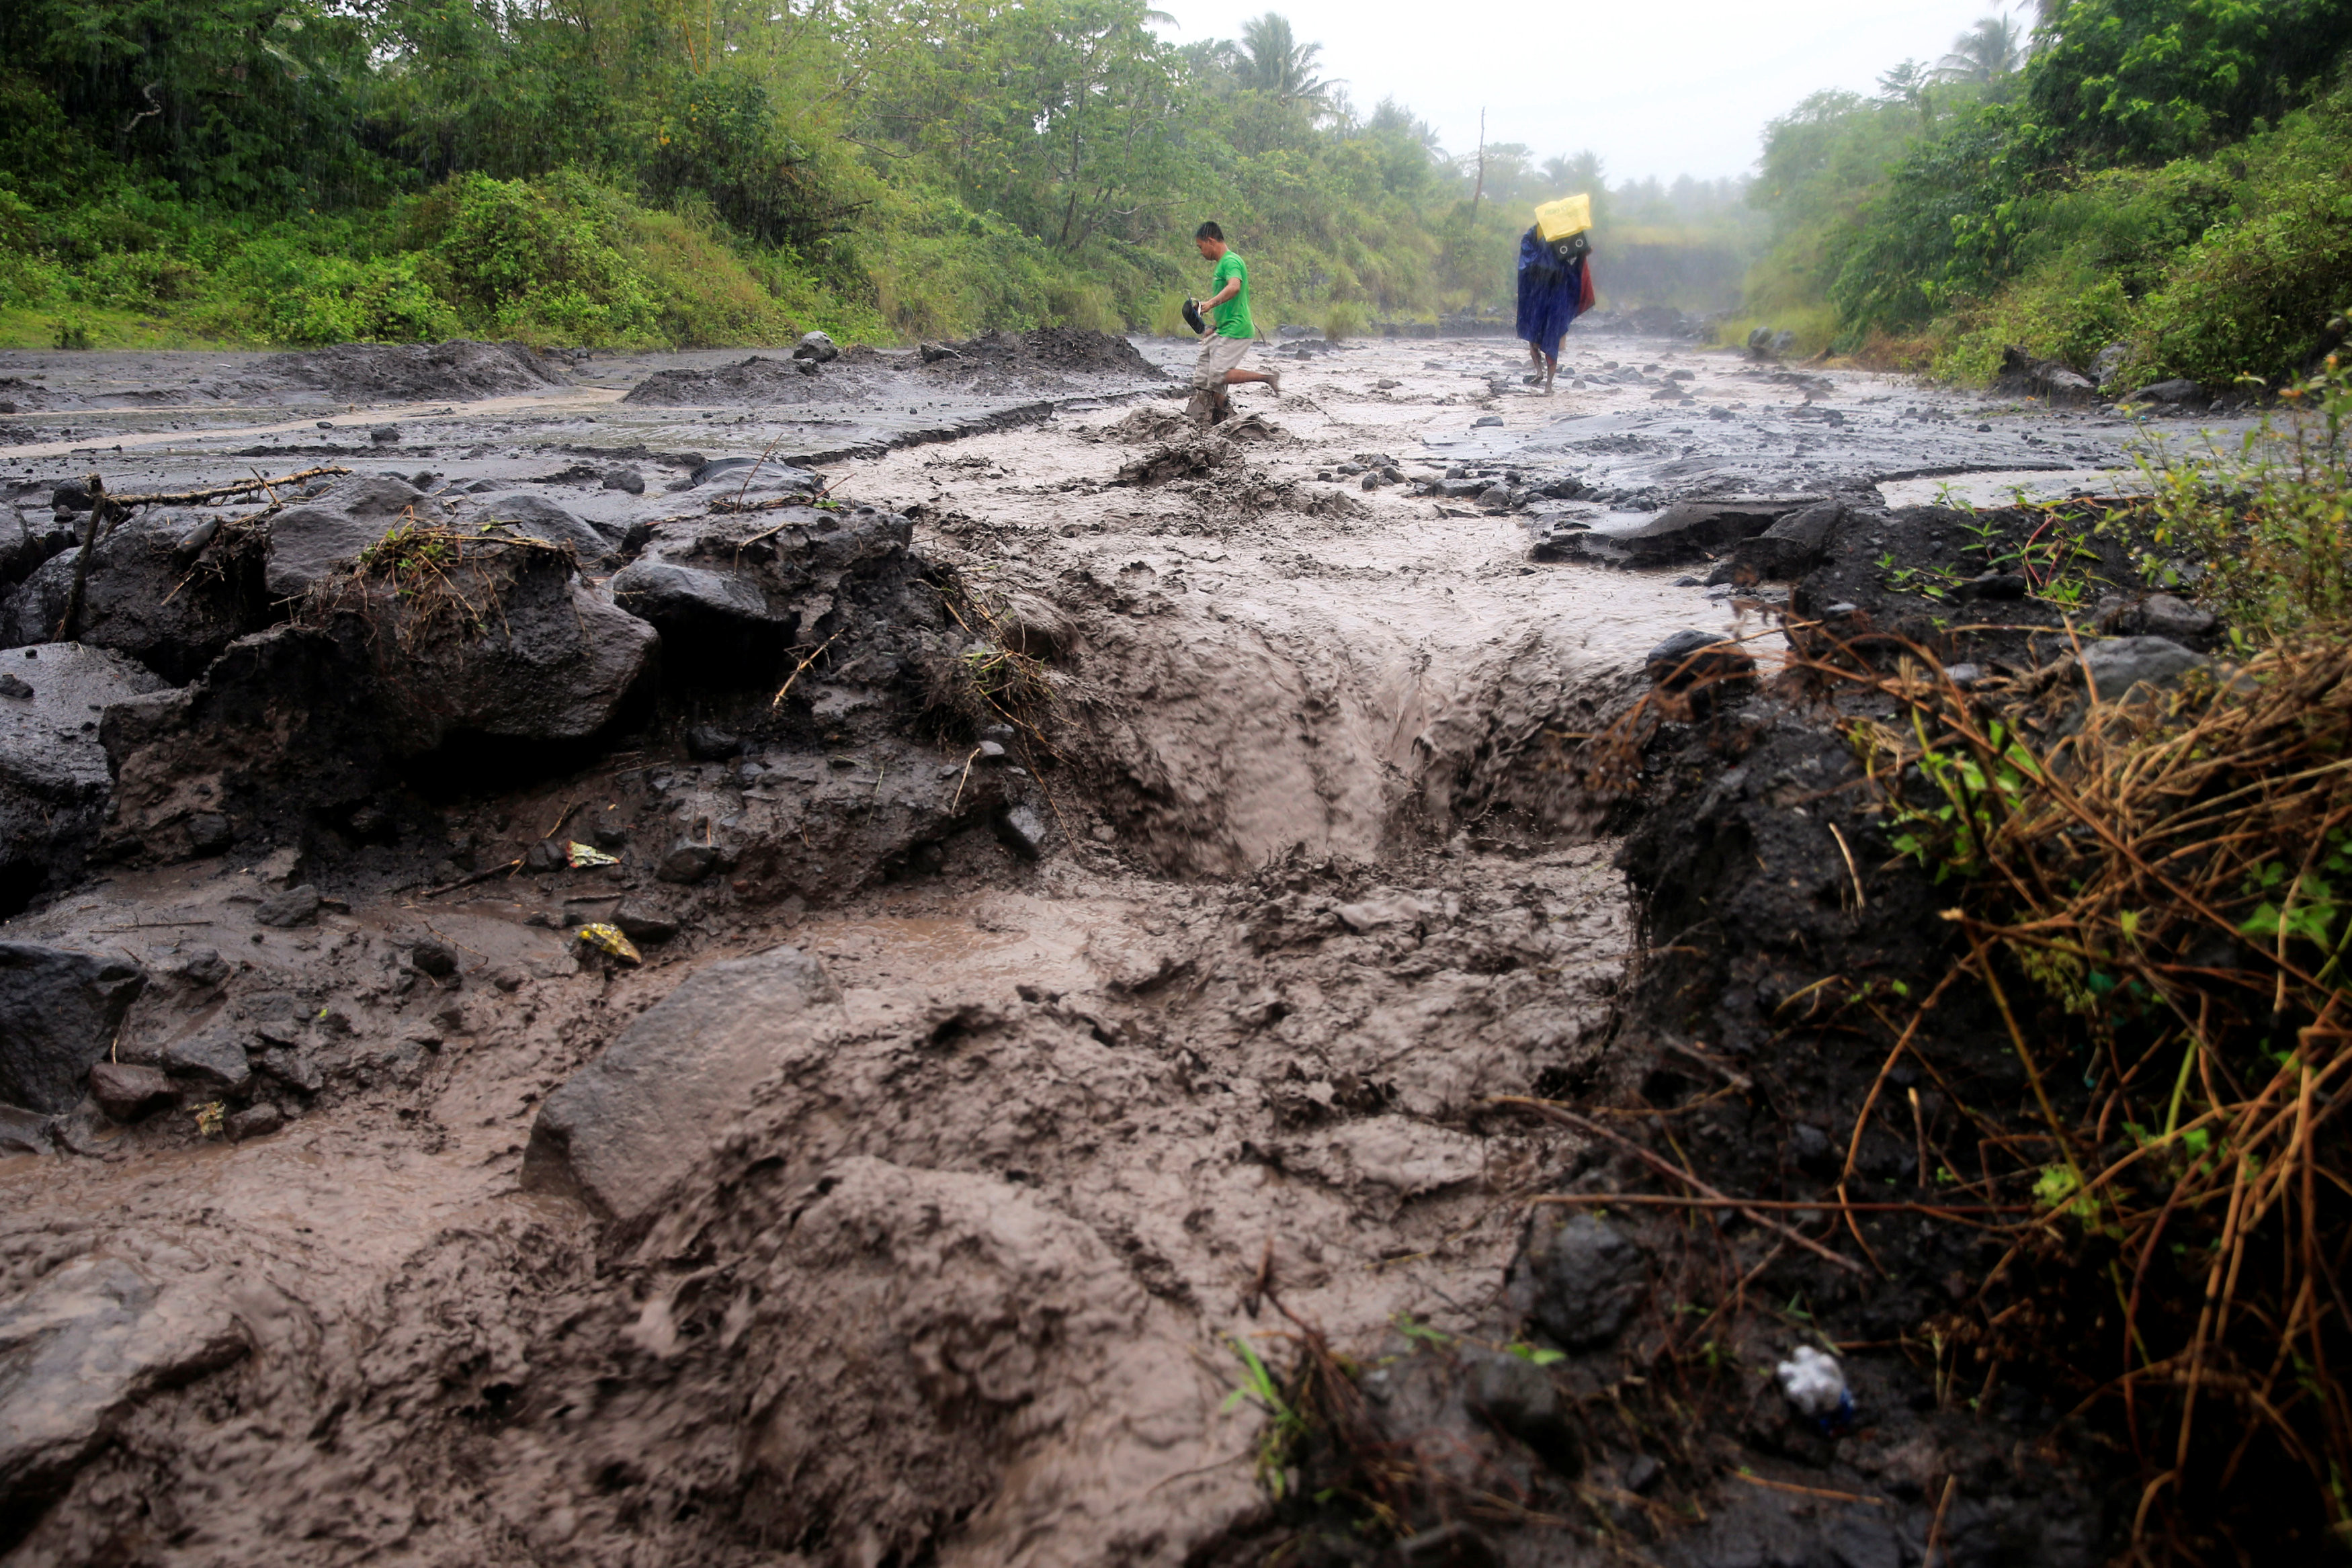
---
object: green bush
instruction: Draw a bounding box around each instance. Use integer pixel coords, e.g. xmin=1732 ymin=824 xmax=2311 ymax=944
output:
xmin=2136 ymin=353 xmax=2352 ymax=641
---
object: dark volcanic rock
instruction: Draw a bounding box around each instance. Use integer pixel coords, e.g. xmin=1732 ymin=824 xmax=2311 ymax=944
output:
xmin=2126 ymin=378 xmax=2201 ymax=406
xmin=408 ymin=939 xmax=459 ymax=977
xmin=0 ymin=943 xmax=147 ymax=1115
xmin=463 ymin=492 xmax=628 ymax=564
xmin=226 ymin=1102 xmax=286 ymax=1141
xmin=1724 ymin=498 xmax=1851 ymax=580
xmin=0 ymin=642 xmax=171 ymax=905
xmin=265 ymin=475 xmax=450 ymax=600
xmin=253 ymin=883 xmax=322 ymax=927
xmin=1508 ymin=1213 xmax=1646 ymax=1349
xmin=0 ymin=505 xmax=259 ymax=679
xmin=0 ymin=1104 xmax=50 ymax=1153
xmin=657 ymin=842 xmax=720 ymax=883
xmin=521 ymin=944 xmax=840 ymax=1226
xmin=2079 ymin=636 xmax=2208 ymax=701
xmin=88 ymin=1061 xmax=175 ymax=1122
xmin=1997 ymin=345 xmax=2097 ymax=404
xmin=159 ymin=1032 xmax=251 ymax=1094
xmin=1644 ymin=630 xmax=1755 ymax=691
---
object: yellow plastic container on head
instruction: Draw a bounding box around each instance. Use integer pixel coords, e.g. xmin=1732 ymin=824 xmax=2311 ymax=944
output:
xmin=1535 ymin=193 xmax=1593 ymax=241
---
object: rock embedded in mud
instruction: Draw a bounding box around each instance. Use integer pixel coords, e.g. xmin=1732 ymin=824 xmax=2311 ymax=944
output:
xmin=464 ymin=492 xmax=631 ymax=564
xmin=2139 ymin=592 xmax=2216 ymax=638
xmin=0 ymin=1254 xmax=248 ymax=1506
xmin=2080 ymin=636 xmax=2209 ymax=702
xmin=408 ymin=938 xmax=458 ymax=977
xmin=171 ymin=947 xmax=230 ymax=989
xmin=793 ymin=330 xmax=840 ymax=363
xmin=522 ymin=943 xmax=841 ymax=1225
xmin=601 ymin=468 xmax=645 ymax=494
xmin=1462 ymin=1348 xmax=1583 ymax=1476
xmin=0 ymin=943 xmax=146 ymax=1115
xmin=1509 ymin=1213 xmax=1646 ymax=1349
xmin=1 ymin=509 xmax=266 ymax=683
xmin=87 ymin=1061 xmax=175 ymax=1122
xmin=263 ymin=474 xmax=450 ymax=600
xmin=996 ymin=802 xmax=1050 ymax=860
xmin=683 ymin=723 xmax=741 ymax=760
xmin=1644 ymin=629 xmax=1754 ymax=691
xmin=657 ymin=841 xmax=720 ymax=883
xmin=225 ymin=1102 xmax=286 ymax=1141
xmin=160 ymin=1032 xmax=251 ymax=1095
xmin=0 ymin=642 xmax=171 ymax=902
xmin=254 ymin=883 xmax=322 ymax=927
xmin=614 ymin=901 xmax=679 ymax=943
xmin=0 ymin=1104 xmax=50 ymax=1153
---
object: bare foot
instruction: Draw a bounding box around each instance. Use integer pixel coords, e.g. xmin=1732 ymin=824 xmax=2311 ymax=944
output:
xmin=1264 ymin=369 xmax=1283 ymax=398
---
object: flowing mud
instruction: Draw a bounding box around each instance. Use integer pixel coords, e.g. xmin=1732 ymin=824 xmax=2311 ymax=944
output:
xmin=0 ymin=332 xmax=2232 ymax=1565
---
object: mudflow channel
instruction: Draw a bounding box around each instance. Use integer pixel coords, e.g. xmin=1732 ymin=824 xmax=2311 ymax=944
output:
xmin=0 ymin=330 xmax=2213 ymax=1565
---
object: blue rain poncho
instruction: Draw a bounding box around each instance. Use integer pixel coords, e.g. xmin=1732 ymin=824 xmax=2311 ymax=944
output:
xmin=1515 ymin=227 xmax=1591 ymax=360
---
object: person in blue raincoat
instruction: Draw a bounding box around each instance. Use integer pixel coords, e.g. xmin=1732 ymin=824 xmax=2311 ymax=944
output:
xmin=1516 ymin=227 xmax=1594 ymax=394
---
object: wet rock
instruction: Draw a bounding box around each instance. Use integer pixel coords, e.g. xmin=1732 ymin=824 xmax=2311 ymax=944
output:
xmin=1644 ymin=630 xmax=1754 ymax=691
xmin=186 ymin=812 xmax=233 ymax=854
xmin=0 ymin=1104 xmax=50 ymax=1153
xmin=2128 ymin=378 xmax=2201 ymax=406
xmin=466 ymin=492 xmax=627 ymax=564
xmin=1997 ymin=345 xmax=2097 ymax=404
xmin=613 ymin=902 xmax=679 ymax=943
xmin=160 ymin=1032 xmax=251 ymax=1095
xmin=0 ymin=1254 xmax=247 ymax=1507
xmin=1462 ymin=1349 xmax=1582 ymax=1475
xmin=255 ymin=1046 xmax=323 ymax=1094
xmin=87 ymin=1061 xmax=175 ymax=1121
xmin=2081 ymin=636 xmax=2209 ymax=701
xmin=263 ymin=474 xmax=449 ymax=600
xmin=610 ymin=505 xmax=911 ymax=672
xmin=171 ymin=947 xmax=230 ymax=989
xmin=0 ymin=674 xmax=28 ymax=699
xmin=1606 ymin=498 xmax=1810 ymax=568
xmin=0 ymin=943 xmax=146 ymax=1115
xmin=997 ymin=802 xmax=1050 ymax=860
xmin=657 ymin=841 xmax=721 ymax=883
xmin=254 ymin=883 xmax=322 ymax=927
xmin=226 ymin=1102 xmax=286 ymax=1141
xmin=370 ymin=425 xmax=400 ymax=444
xmin=1958 ymin=570 xmax=2029 ymax=601
xmin=408 ymin=938 xmax=459 ymax=977
xmin=0 ymin=642 xmax=171 ymax=902
xmin=523 ymin=838 xmax=564 ymax=873
xmin=1727 ymin=499 xmax=1848 ymax=579
xmin=2091 ymin=343 xmax=2131 ymax=390
xmin=684 ymin=723 xmax=742 ymax=760
xmin=1 ymin=510 xmax=267 ymax=683
xmin=1472 ymin=415 xmax=1504 ymax=427
xmin=601 ymin=468 xmax=645 ymax=494
xmin=1509 ymin=1213 xmax=1646 ymax=1349
xmin=2140 ymin=592 xmax=2216 ymax=638
xmin=792 ymin=330 xmax=840 ymax=363
xmin=919 ymin=342 xmax=961 ymax=363
xmin=522 ymin=943 xmax=841 ymax=1225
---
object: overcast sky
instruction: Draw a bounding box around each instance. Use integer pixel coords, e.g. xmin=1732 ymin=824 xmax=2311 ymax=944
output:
xmin=1154 ymin=0 xmax=2026 ymax=184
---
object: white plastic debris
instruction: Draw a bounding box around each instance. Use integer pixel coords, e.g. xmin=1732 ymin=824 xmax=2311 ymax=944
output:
xmin=1775 ymin=1345 xmax=1850 ymax=1420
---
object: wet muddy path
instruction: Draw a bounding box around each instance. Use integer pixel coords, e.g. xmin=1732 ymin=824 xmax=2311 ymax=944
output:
xmin=0 ymin=333 xmax=2212 ymax=1565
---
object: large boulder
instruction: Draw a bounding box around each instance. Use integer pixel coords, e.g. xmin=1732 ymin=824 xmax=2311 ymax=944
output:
xmin=459 ymin=492 xmax=635 ymax=566
xmin=610 ymin=505 xmax=911 ymax=673
xmin=0 ymin=942 xmax=147 ymax=1114
xmin=1566 ymin=497 xmax=1814 ymax=568
xmin=1720 ymin=498 xmax=1851 ymax=580
xmin=1997 ymin=345 xmax=2098 ymax=404
xmin=0 ymin=1254 xmax=247 ymax=1508
xmin=0 ymin=509 xmax=267 ymax=681
xmin=522 ymin=944 xmax=841 ymax=1227
xmin=263 ymin=474 xmax=448 ymax=600
xmin=0 ymin=642 xmax=171 ymax=902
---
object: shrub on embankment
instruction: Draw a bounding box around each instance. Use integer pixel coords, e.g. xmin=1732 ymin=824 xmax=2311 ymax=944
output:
xmin=1745 ymin=2 xmax=2352 ymax=392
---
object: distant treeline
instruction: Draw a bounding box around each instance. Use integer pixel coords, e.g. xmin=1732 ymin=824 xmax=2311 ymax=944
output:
xmin=1746 ymin=0 xmax=2352 ymax=386
xmin=0 ymin=0 xmax=1747 ymax=348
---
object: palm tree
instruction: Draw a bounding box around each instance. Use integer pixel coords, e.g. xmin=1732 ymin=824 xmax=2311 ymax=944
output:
xmin=1542 ymin=150 xmax=1604 ymax=195
xmin=1935 ymin=12 xmax=2028 ymax=83
xmin=1238 ymin=13 xmax=1337 ymax=110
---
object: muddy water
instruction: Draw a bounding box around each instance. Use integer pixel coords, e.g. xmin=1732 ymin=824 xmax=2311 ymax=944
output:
xmin=0 ymin=334 xmax=2184 ymax=1565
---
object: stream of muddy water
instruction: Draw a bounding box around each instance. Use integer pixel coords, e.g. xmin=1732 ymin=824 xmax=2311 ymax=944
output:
xmin=0 ymin=332 xmax=2231 ymax=1565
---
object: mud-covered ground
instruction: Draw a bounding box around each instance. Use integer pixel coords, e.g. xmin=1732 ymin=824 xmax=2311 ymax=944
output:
xmin=0 ymin=329 xmax=2242 ymax=1566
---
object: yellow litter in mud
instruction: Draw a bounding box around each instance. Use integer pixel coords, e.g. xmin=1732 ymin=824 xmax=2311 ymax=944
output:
xmin=573 ymin=923 xmax=642 ymax=965
xmin=1534 ymin=193 xmax=1592 ymax=241
xmin=565 ymin=840 xmax=620 ymax=867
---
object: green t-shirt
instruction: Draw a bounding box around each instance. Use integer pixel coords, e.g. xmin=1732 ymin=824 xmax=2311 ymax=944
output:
xmin=1210 ymin=251 xmax=1253 ymax=339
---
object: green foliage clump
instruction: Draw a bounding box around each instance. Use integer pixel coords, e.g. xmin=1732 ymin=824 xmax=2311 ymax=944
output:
xmin=2135 ymin=353 xmax=2352 ymax=640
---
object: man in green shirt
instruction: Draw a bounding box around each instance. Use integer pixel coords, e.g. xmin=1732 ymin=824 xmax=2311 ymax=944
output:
xmin=1185 ymin=221 xmax=1279 ymax=423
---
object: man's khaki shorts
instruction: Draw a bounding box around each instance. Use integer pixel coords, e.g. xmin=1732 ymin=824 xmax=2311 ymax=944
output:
xmin=1187 ymin=334 xmax=1252 ymax=421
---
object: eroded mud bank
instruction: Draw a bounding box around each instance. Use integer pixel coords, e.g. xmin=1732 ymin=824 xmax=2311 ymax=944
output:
xmin=0 ymin=331 xmax=2210 ymax=1565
